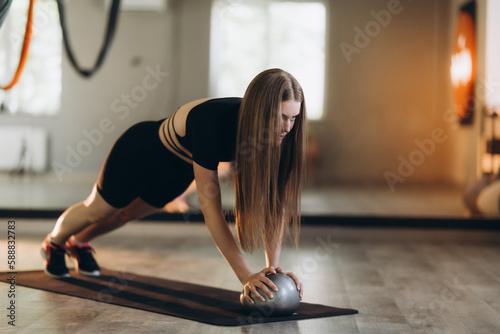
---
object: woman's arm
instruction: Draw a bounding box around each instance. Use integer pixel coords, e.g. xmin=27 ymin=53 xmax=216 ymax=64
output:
xmin=264 ymin=223 xmax=303 ymax=300
xmin=193 ymin=162 xmax=278 ymax=302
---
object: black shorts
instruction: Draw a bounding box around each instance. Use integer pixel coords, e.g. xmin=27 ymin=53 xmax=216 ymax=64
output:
xmin=96 ymin=120 xmax=194 ymax=208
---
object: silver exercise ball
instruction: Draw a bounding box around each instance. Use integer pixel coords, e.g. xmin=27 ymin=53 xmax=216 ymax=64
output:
xmin=240 ymin=273 xmax=300 ymax=317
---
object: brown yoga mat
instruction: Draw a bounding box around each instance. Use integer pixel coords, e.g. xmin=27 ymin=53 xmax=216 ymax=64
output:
xmin=1 ymin=269 xmax=358 ymax=326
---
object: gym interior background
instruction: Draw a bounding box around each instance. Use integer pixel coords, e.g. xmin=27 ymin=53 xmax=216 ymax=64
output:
xmin=1 ymin=0 xmax=499 ymax=216
xmin=0 ymin=0 xmax=499 ymax=215
xmin=0 ymin=0 xmax=499 ymax=205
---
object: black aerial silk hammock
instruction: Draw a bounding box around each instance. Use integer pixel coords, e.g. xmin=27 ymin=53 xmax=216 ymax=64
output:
xmin=0 ymin=0 xmax=13 ymax=29
xmin=55 ymin=0 xmax=121 ymax=78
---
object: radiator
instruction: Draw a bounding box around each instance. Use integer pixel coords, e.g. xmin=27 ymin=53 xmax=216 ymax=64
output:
xmin=0 ymin=126 xmax=49 ymax=173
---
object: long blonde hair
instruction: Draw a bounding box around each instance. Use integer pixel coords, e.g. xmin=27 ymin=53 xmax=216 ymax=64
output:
xmin=234 ymin=68 xmax=307 ymax=253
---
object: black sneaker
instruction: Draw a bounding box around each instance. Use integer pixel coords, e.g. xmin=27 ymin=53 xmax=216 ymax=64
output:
xmin=66 ymin=239 xmax=101 ymax=276
xmin=41 ymin=234 xmax=70 ymax=278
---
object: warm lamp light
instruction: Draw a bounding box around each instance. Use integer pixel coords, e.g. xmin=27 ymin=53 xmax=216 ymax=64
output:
xmin=451 ymin=3 xmax=476 ymax=124
xmin=451 ymin=35 xmax=473 ymax=87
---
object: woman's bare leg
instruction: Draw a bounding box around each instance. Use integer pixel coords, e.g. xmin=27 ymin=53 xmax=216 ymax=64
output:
xmin=50 ymin=185 xmax=120 ymax=245
xmin=74 ymin=197 xmax=161 ymax=243
xmin=42 ymin=184 xmax=123 ymax=277
xmin=45 ymin=186 xmax=161 ymax=278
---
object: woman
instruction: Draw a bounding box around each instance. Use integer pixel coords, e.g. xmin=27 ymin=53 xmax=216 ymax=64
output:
xmin=41 ymin=68 xmax=307 ymax=303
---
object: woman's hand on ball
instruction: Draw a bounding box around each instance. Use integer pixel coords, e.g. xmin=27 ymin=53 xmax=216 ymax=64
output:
xmin=242 ymin=266 xmax=279 ymax=304
xmin=274 ymin=267 xmax=303 ymax=301
xmin=283 ymin=271 xmax=303 ymax=300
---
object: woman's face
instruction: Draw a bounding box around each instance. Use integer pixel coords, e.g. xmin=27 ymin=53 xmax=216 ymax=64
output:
xmin=278 ymin=100 xmax=301 ymax=144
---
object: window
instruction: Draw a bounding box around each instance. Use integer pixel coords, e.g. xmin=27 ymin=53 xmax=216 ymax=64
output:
xmin=210 ymin=0 xmax=327 ymax=120
xmin=0 ymin=0 xmax=61 ymax=116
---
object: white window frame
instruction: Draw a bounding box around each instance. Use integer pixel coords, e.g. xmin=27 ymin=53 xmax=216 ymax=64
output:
xmin=0 ymin=0 xmax=62 ymax=116
xmin=210 ymin=0 xmax=328 ymax=120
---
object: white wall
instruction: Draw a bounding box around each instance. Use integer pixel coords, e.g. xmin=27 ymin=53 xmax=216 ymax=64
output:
xmin=483 ymin=0 xmax=500 ymax=173
xmin=485 ymin=0 xmax=500 ymax=107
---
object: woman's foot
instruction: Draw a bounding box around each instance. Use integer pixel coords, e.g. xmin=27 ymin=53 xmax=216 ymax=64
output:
xmin=65 ymin=237 xmax=101 ymax=276
xmin=164 ymin=194 xmax=190 ymax=213
xmin=41 ymin=234 xmax=70 ymax=278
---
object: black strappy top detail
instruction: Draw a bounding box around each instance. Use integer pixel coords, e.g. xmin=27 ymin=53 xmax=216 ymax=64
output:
xmin=162 ymin=112 xmax=192 ymax=162
xmin=160 ymin=97 xmax=242 ymax=170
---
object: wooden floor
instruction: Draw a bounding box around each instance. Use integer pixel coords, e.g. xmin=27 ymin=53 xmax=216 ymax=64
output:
xmin=1 ymin=220 xmax=500 ymax=333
